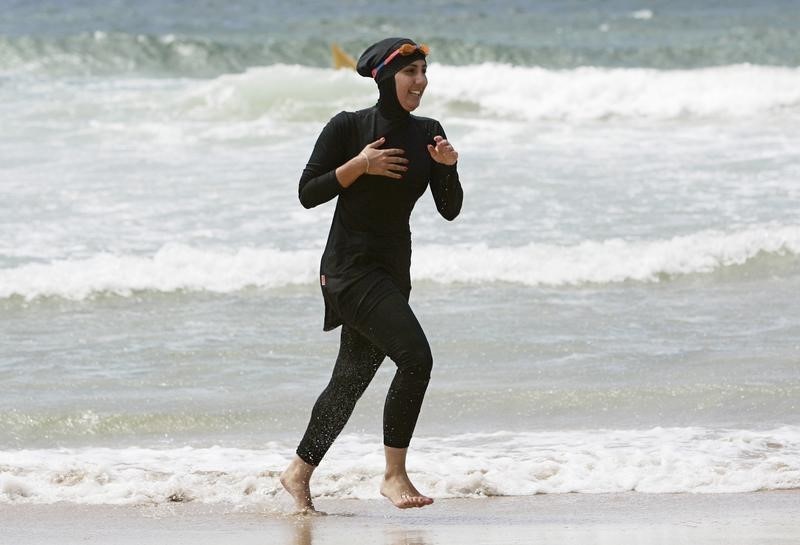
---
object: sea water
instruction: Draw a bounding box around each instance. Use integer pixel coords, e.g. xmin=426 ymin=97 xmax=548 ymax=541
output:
xmin=1 ymin=0 xmax=799 ymax=504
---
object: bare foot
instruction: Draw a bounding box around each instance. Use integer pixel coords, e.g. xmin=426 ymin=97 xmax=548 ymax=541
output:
xmin=291 ymin=507 xmax=327 ymax=517
xmin=380 ymin=473 xmax=434 ymax=509
xmin=280 ymin=457 xmax=320 ymax=514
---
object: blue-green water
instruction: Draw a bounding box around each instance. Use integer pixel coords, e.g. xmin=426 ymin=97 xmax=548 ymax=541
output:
xmin=2 ymin=0 xmax=800 ymax=75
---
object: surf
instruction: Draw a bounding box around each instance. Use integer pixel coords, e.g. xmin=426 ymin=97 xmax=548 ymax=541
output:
xmin=2 ymin=224 xmax=798 ymax=300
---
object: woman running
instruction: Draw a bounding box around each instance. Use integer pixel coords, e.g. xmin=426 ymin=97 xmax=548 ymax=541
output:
xmin=280 ymin=37 xmax=463 ymax=512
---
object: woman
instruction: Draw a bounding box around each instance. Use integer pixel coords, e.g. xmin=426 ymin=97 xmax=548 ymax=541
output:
xmin=280 ymin=37 xmax=463 ymax=512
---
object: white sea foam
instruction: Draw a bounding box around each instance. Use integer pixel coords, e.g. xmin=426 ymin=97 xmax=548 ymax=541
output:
xmin=1 ymin=225 xmax=798 ymax=300
xmin=413 ymin=224 xmax=800 ymax=286
xmin=429 ymin=63 xmax=800 ymax=121
xmin=630 ymin=9 xmax=654 ymax=20
xmin=0 ymin=244 xmax=319 ymax=300
xmin=180 ymin=64 xmax=373 ymax=121
xmin=0 ymin=427 xmax=797 ymax=504
xmin=178 ymin=63 xmax=800 ymax=122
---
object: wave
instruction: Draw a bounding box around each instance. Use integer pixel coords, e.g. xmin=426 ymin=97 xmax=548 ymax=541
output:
xmin=1 ymin=427 xmax=798 ymax=504
xmin=178 ymin=64 xmax=371 ymax=122
xmin=177 ymin=63 xmax=800 ymax=122
xmin=1 ymin=225 xmax=798 ymax=300
xmin=0 ymin=32 xmax=305 ymax=77
xmin=0 ymin=245 xmax=318 ymax=300
xmin=3 ymin=29 xmax=800 ymax=77
xmin=6 ymin=60 xmax=799 ymax=123
xmin=414 ymin=224 xmax=800 ymax=286
xmin=432 ymin=63 xmax=800 ymax=121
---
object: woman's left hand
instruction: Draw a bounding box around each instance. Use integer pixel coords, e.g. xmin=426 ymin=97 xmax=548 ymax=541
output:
xmin=427 ymin=135 xmax=458 ymax=166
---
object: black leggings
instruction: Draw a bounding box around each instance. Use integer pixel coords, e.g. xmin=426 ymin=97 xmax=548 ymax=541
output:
xmin=296 ymin=279 xmax=433 ymax=466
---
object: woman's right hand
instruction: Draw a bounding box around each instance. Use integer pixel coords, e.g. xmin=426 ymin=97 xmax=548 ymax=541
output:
xmin=360 ymin=137 xmax=408 ymax=179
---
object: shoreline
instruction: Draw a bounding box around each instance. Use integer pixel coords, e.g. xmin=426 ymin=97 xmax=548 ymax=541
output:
xmin=3 ymin=491 xmax=799 ymax=544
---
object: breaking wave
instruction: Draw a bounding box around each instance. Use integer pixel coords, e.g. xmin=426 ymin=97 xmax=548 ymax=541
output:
xmin=1 ymin=427 xmax=798 ymax=504
xmin=1 ymin=225 xmax=798 ymax=300
xmin=177 ymin=63 xmax=800 ymax=122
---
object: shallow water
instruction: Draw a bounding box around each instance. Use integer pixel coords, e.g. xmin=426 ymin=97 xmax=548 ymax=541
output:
xmin=1 ymin=0 xmax=799 ymax=504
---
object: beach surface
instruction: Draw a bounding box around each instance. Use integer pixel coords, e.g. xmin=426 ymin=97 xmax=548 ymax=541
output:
xmin=3 ymin=491 xmax=798 ymax=545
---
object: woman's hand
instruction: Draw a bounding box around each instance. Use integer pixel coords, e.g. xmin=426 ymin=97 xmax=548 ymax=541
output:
xmin=427 ymin=135 xmax=458 ymax=166
xmin=360 ymin=137 xmax=408 ymax=179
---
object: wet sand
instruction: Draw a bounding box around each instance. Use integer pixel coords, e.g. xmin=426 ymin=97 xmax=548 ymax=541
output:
xmin=2 ymin=491 xmax=799 ymax=544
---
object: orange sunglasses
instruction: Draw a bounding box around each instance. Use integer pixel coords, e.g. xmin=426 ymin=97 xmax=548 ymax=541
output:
xmin=371 ymin=43 xmax=430 ymax=79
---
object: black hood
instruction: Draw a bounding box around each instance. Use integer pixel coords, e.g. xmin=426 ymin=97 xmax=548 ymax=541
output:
xmin=357 ymin=37 xmax=428 ymax=121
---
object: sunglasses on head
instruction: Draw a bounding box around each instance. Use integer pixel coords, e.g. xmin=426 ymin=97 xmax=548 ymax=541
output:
xmin=371 ymin=43 xmax=430 ymax=79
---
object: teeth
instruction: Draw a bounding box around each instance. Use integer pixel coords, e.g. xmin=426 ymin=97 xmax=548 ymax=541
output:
xmin=410 ymin=91 xmax=421 ymax=96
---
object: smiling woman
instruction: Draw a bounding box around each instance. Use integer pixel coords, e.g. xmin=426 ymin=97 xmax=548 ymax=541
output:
xmin=279 ymin=37 xmax=463 ymax=513
xmin=395 ymin=59 xmax=427 ymax=113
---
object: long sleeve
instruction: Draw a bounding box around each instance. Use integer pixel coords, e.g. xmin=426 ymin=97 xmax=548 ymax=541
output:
xmin=298 ymin=112 xmax=349 ymax=209
xmin=429 ymin=122 xmax=463 ymax=221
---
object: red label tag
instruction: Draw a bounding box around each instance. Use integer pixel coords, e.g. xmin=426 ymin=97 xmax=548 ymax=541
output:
xmin=320 ymin=274 xmax=326 ymax=286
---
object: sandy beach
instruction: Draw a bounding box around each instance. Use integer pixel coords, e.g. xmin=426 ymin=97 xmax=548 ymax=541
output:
xmin=3 ymin=491 xmax=798 ymax=545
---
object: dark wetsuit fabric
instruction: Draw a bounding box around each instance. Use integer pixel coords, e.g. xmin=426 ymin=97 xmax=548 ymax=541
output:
xmin=299 ymin=106 xmax=462 ymax=331
xmin=296 ymin=275 xmax=432 ymax=466
xmin=295 ymin=103 xmax=462 ymax=466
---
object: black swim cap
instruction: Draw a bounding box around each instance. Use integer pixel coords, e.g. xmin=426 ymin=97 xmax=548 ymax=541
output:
xmin=356 ymin=37 xmax=428 ymax=83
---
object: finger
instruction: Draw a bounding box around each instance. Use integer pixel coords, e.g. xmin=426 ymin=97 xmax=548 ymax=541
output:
xmin=433 ymin=135 xmax=444 ymax=144
xmin=384 ymin=170 xmax=402 ymax=179
xmin=381 ymin=148 xmax=405 ymax=156
xmin=427 ymin=144 xmax=439 ymax=158
xmin=388 ymin=164 xmax=409 ymax=172
xmin=366 ymin=137 xmax=386 ymax=148
xmin=387 ymin=156 xmax=409 ymax=164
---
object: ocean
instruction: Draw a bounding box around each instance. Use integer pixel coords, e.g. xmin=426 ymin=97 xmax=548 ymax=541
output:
xmin=1 ymin=0 xmax=799 ymax=505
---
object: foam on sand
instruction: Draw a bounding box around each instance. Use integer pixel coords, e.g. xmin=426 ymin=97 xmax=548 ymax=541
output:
xmin=1 ymin=427 xmax=798 ymax=504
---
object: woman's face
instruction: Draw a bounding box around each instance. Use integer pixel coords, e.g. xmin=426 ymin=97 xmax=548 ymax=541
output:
xmin=394 ymin=60 xmax=428 ymax=112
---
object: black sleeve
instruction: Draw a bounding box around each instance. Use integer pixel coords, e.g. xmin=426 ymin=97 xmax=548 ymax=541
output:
xmin=298 ymin=112 xmax=349 ymax=209
xmin=429 ymin=121 xmax=463 ymax=221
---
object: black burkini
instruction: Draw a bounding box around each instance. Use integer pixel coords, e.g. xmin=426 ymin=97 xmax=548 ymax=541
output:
xmin=295 ymin=38 xmax=463 ymax=466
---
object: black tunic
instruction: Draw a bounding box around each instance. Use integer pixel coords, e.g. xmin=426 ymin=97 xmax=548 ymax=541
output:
xmin=299 ymin=106 xmax=463 ymax=331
